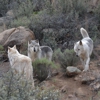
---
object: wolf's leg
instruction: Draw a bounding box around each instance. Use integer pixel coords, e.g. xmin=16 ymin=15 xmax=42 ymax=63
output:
xmin=47 ymin=56 xmax=52 ymax=61
xmin=47 ymin=52 xmax=53 ymax=61
xmin=83 ymin=57 xmax=90 ymax=72
xmin=81 ymin=58 xmax=85 ymax=67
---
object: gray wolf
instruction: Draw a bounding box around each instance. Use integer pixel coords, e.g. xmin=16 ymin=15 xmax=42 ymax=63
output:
xmin=8 ymin=45 xmax=34 ymax=87
xmin=74 ymin=28 xmax=93 ymax=71
xmin=28 ymin=39 xmax=53 ymax=62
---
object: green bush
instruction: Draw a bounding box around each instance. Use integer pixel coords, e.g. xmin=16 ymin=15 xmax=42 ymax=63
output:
xmin=41 ymin=30 xmax=58 ymax=50
xmin=0 ymin=0 xmax=10 ymax=16
xmin=0 ymin=70 xmax=60 ymax=100
xmin=0 ymin=45 xmax=4 ymax=55
xmin=53 ymin=49 xmax=79 ymax=72
xmin=7 ymin=0 xmax=98 ymax=50
xmin=0 ymin=70 xmax=34 ymax=100
xmin=32 ymin=58 xmax=57 ymax=81
xmin=34 ymin=87 xmax=60 ymax=100
xmin=95 ymin=4 xmax=100 ymax=18
xmin=47 ymin=0 xmax=87 ymax=15
xmin=10 ymin=16 xmax=30 ymax=27
xmin=12 ymin=0 xmax=34 ymax=17
xmin=0 ymin=45 xmax=4 ymax=51
xmin=90 ymin=25 xmax=99 ymax=41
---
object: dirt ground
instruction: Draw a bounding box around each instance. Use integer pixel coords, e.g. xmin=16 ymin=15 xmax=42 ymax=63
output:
xmin=40 ymin=60 xmax=100 ymax=100
xmin=0 ymin=46 xmax=100 ymax=100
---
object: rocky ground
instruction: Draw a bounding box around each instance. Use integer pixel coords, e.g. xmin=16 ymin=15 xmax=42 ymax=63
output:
xmin=0 ymin=45 xmax=100 ymax=100
xmin=0 ymin=61 xmax=99 ymax=100
xmin=40 ymin=60 xmax=100 ymax=100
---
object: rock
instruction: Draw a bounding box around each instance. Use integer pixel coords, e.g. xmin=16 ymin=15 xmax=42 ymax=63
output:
xmin=81 ymin=76 xmax=95 ymax=84
xmin=66 ymin=66 xmax=81 ymax=77
xmin=66 ymin=94 xmax=79 ymax=100
xmin=61 ymin=85 xmax=68 ymax=93
xmin=74 ymin=77 xmax=79 ymax=81
xmin=75 ymin=88 xmax=86 ymax=97
xmin=79 ymin=75 xmax=82 ymax=78
xmin=90 ymin=78 xmax=100 ymax=91
xmin=93 ymin=83 xmax=100 ymax=90
xmin=0 ymin=28 xmax=16 ymax=44
xmin=68 ymin=94 xmax=74 ymax=98
xmin=0 ymin=26 xmax=35 ymax=60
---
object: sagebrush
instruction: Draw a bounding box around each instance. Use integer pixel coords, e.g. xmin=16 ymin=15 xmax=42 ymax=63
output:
xmin=0 ymin=70 xmax=60 ymax=100
xmin=32 ymin=58 xmax=58 ymax=81
xmin=53 ymin=49 xmax=79 ymax=72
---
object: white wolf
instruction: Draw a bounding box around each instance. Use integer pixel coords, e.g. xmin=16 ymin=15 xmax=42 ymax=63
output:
xmin=8 ymin=45 xmax=34 ymax=87
xmin=28 ymin=40 xmax=53 ymax=62
xmin=74 ymin=28 xmax=93 ymax=72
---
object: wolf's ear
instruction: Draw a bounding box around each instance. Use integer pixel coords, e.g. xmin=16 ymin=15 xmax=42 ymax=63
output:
xmin=8 ymin=46 xmax=11 ymax=51
xmin=13 ymin=45 xmax=17 ymax=49
xmin=35 ymin=39 xmax=39 ymax=43
xmin=28 ymin=40 xmax=32 ymax=44
xmin=79 ymin=40 xmax=83 ymax=45
xmin=28 ymin=41 xmax=30 ymax=45
xmin=8 ymin=46 xmax=11 ymax=50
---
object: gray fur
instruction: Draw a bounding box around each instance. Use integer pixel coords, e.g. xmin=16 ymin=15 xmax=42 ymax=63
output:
xmin=87 ymin=39 xmax=93 ymax=53
xmin=74 ymin=28 xmax=93 ymax=71
xmin=80 ymin=27 xmax=89 ymax=38
xmin=82 ymin=38 xmax=93 ymax=55
xmin=40 ymin=46 xmax=53 ymax=60
xmin=28 ymin=40 xmax=53 ymax=61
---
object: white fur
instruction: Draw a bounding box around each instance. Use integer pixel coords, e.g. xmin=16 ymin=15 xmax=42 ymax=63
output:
xmin=8 ymin=45 xmax=34 ymax=87
xmin=74 ymin=28 xmax=93 ymax=71
xmin=80 ymin=28 xmax=89 ymax=38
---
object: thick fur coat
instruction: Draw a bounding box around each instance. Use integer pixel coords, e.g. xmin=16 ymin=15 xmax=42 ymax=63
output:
xmin=8 ymin=45 xmax=34 ymax=87
xmin=28 ymin=40 xmax=53 ymax=62
xmin=74 ymin=28 xmax=93 ymax=71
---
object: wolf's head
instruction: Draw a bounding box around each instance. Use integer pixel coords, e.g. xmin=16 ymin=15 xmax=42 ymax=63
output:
xmin=28 ymin=39 xmax=40 ymax=53
xmin=8 ymin=45 xmax=19 ymax=56
xmin=74 ymin=40 xmax=84 ymax=57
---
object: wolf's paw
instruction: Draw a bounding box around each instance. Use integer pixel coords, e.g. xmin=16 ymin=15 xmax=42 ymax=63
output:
xmin=82 ymin=69 xmax=89 ymax=72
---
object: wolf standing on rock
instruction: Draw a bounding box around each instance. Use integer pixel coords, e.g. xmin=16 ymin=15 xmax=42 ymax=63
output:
xmin=28 ymin=40 xmax=53 ymax=62
xmin=74 ymin=28 xmax=93 ymax=72
xmin=8 ymin=45 xmax=34 ymax=87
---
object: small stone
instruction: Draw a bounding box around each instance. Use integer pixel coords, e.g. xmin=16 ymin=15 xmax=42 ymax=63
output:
xmin=90 ymin=79 xmax=100 ymax=91
xmin=79 ymin=75 xmax=82 ymax=78
xmin=75 ymin=88 xmax=86 ymax=97
xmin=81 ymin=76 xmax=95 ymax=84
xmin=68 ymin=94 xmax=74 ymax=98
xmin=66 ymin=66 xmax=81 ymax=77
xmin=61 ymin=85 xmax=68 ymax=93
xmin=74 ymin=77 xmax=79 ymax=81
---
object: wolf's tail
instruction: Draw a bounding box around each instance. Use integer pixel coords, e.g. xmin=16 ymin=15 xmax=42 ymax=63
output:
xmin=80 ymin=28 xmax=89 ymax=38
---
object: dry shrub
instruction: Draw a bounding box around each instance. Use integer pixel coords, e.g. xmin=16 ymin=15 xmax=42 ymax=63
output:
xmin=32 ymin=58 xmax=57 ymax=81
xmin=0 ymin=70 xmax=60 ymax=100
xmin=53 ymin=49 xmax=79 ymax=72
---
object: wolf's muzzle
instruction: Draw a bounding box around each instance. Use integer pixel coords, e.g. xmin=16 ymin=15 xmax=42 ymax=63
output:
xmin=76 ymin=54 xmax=78 ymax=57
xmin=34 ymin=48 xmax=36 ymax=52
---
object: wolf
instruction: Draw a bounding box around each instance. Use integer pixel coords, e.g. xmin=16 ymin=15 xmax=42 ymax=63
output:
xmin=8 ymin=45 xmax=34 ymax=87
xmin=74 ymin=28 xmax=93 ymax=72
xmin=28 ymin=39 xmax=53 ymax=62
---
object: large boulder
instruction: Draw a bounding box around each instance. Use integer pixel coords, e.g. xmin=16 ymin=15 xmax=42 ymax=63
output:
xmin=0 ymin=28 xmax=16 ymax=44
xmin=0 ymin=26 xmax=35 ymax=61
